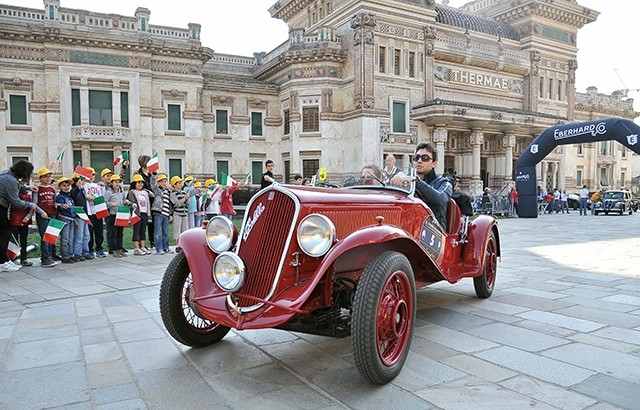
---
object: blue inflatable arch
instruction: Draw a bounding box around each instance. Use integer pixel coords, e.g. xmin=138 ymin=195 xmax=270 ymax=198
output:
xmin=516 ymin=118 xmax=640 ymax=218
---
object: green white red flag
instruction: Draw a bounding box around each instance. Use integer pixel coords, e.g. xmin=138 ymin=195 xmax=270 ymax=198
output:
xmin=129 ymin=213 xmax=141 ymax=225
xmin=73 ymin=207 xmax=92 ymax=225
xmin=74 ymin=166 xmax=93 ymax=180
xmin=223 ymin=175 xmax=237 ymax=187
xmin=6 ymin=240 xmax=20 ymax=260
xmin=43 ymin=219 xmax=65 ymax=245
xmin=93 ymin=196 xmax=109 ymax=219
xmin=115 ymin=206 xmax=131 ymax=227
xmin=147 ymin=154 xmax=160 ymax=173
xmin=113 ymin=152 xmax=129 ymax=166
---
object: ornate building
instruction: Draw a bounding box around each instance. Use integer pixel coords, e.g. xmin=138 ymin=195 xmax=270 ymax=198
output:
xmin=0 ymin=0 xmax=637 ymax=193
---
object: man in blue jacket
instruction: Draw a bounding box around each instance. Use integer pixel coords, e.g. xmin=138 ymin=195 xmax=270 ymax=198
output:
xmin=392 ymin=143 xmax=452 ymax=229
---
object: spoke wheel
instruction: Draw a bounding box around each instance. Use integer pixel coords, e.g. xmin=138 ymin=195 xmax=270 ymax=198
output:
xmin=160 ymin=252 xmax=230 ymax=347
xmin=353 ymin=251 xmax=415 ymax=385
xmin=474 ymin=231 xmax=498 ymax=299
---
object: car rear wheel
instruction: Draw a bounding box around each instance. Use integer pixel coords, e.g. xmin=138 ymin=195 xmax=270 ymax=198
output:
xmin=160 ymin=252 xmax=230 ymax=347
xmin=352 ymin=251 xmax=415 ymax=385
xmin=474 ymin=232 xmax=497 ymax=299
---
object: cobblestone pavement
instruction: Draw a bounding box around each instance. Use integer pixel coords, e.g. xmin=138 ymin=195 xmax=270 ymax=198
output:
xmin=1 ymin=213 xmax=640 ymax=409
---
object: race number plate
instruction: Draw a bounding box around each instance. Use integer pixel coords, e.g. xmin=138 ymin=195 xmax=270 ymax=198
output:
xmin=420 ymin=217 xmax=445 ymax=261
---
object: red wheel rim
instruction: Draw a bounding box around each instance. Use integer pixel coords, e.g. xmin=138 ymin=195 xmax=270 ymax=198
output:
xmin=484 ymin=237 xmax=497 ymax=290
xmin=376 ymin=270 xmax=413 ymax=367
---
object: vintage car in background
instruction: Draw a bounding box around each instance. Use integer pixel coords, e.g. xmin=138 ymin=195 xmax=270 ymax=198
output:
xmin=159 ymin=172 xmax=500 ymax=384
xmin=593 ymin=190 xmax=636 ymax=215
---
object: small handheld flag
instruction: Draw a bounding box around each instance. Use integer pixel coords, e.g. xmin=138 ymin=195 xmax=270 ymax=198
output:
xmin=244 ymin=173 xmax=252 ymax=185
xmin=73 ymin=207 xmax=92 ymax=225
xmin=223 ymin=175 xmax=237 ymax=187
xmin=147 ymin=154 xmax=160 ymax=173
xmin=74 ymin=166 xmax=94 ymax=180
xmin=93 ymin=196 xmax=109 ymax=219
xmin=56 ymin=150 xmax=65 ymax=162
xmin=115 ymin=206 xmax=131 ymax=227
xmin=43 ymin=219 xmax=65 ymax=245
xmin=7 ymin=239 xmax=20 ymax=260
xmin=113 ymin=152 xmax=129 ymax=166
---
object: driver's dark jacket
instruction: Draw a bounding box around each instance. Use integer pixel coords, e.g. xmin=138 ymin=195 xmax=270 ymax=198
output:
xmin=415 ymin=170 xmax=452 ymax=229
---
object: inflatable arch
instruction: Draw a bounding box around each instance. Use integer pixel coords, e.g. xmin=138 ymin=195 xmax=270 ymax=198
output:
xmin=516 ymin=118 xmax=640 ymax=218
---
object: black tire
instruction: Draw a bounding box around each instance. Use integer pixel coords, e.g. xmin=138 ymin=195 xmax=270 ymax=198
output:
xmin=474 ymin=232 xmax=498 ymax=299
xmin=160 ymin=252 xmax=230 ymax=347
xmin=352 ymin=251 xmax=416 ymax=385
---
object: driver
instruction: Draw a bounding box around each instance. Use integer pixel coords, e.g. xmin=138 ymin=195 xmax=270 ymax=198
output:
xmin=392 ymin=143 xmax=452 ymax=228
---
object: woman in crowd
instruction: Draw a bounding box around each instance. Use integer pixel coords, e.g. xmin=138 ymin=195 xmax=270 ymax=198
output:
xmin=128 ymin=174 xmax=152 ymax=255
xmin=105 ymin=174 xmax=129 ymax=258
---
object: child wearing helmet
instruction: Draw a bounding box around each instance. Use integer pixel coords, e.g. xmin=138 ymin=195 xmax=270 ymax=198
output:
xmin=128 ymin=174 xmax=151 ymax=255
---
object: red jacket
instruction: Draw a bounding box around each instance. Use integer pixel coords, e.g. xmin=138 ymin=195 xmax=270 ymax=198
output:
xmin=219 ymin=184 xmax=238 ymax=216
xmin=9 ymin=189 xmax=32 ymax=227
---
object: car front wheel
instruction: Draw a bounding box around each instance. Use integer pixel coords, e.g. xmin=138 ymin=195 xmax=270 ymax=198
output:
xmin=352 ymin=251 xmax=416 ymax=385
xmin=160 ymin=252 xmax=230 ymax=347
xmin=474 ymin=232 xmax=498 ymax=299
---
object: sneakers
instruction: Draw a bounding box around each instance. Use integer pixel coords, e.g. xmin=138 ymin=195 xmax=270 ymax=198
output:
xmin=0 ymin=261 xmax=22 ymax=272
xmin=84 ymin=254 xmax=95 ymax=260
xmin=112 ymin=251 xmax=123 ymax=258
xmin=41 ymin=258 xmax=57 ymax=268
xmin=133 ymin=248 xmax=145 ymax=256
xmin=73 ymin=256 xmax=84 ymax=262
xmin=96 ymin=251 xmax=107 ymax=258
xmin=119 ymin=249 xmax=128 ymax=257
xmin=20 ymin=260 xmax=33 ymax=267
xmin=62 ymin=258 xmax=75 ymax=264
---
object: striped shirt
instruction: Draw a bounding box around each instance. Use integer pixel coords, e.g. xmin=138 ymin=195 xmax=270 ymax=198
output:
xmin=160 ymin=188 xmax=172 ymax=217
xmin=171 ymin=190 xmax=188 ymax=217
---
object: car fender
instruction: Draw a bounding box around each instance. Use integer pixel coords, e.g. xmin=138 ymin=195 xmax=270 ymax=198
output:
xmin=177 ymin=228 xmax=221 ymax=300
xmin=463 ymin=215 xmax=501 ymax=275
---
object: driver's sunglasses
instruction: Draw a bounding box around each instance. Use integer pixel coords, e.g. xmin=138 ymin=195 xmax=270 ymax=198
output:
xmin=414 ymin=154 xmax=433 ymax=163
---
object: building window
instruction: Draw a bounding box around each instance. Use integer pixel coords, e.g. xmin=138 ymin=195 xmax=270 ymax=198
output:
xmin=48 ymin=5 xmax=54 ymax=19
xmin=167 ymin=104 xmax=181 ymax=131
xmin=73 ymin=150 xmax=82 ymax=168
xmin=140 ymin=17 xmax=146 ymax=31
xmin=9 ymin=95 xmax=27 ymax=125
xmin=89 ymin=90 xmax=112 ymax=126
xmin=392 ymin=101 xmax=407 ymax=133
xmin=600 ymin=142 xmax=608 ymax=156
xmin=408 ymin=52 xmax=416 ymax=78
xmin=549 ymin=78 xmax=553 ymax=99
xmin=394 ymin=49 xmax=401 ymax=76
xmin=90 ymin=151 xmax=114 ymax=175
xmin=283 ymin=110 xmax=290 ymax=135
xmin=622 ymin=147 xmax=627 ymax=158
xmin=284 ymin=160 xmax=291 ymax=183
xmin=600 ymin=168 xmax=608 ymax=186
xmin=576 ymin=168 xmax=583 ymax=186
xmin=303 ymin=159 xmax=320 ymax=179
xmin=539 ymin=76 xmax=544 ymax=98
xmin=251 ymin=112 xmax=263 ymax=136
xmin=169 ymin=158 xmax=182 ymax=178
xmin=251 ymin=161 xmax=263 ymax=185
xmin=71 ymin=89 xmax=80 ymax=126
xmin=216 ymin=160 xmax=229 ymax=183
xmin=621 ymin=171 xmax=626 ymax=185
xmin=12 ymin=156 xmax=29 ymax=165
xmin=379 ymin=46 xmax=386 ymax=73
xmin=120 ymin=92 xmax=129 ymax=128
xmin=302 ymin=107 xmax=319 ymax=132
xmin=216 ymin=110 xmax=228 ymax=134
xmin=558 ymin=80 xmax=563 ymax=101
xmin=577 ymin=144 xmax=583 ymax=156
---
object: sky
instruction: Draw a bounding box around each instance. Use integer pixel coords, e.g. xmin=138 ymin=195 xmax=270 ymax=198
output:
xmin=9 ymin=0 xmax=640 ymax=112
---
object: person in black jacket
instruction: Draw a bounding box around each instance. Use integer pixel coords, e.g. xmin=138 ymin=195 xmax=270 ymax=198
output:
xmin=392 ymin=143 xmax=452 ymax=229
xmin=71 ymin=177 xmax=93 ymax=261
xmin=136 ymin=155 xmax=154 ymax=248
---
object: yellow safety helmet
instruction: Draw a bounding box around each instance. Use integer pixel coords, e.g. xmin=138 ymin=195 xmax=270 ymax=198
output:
xmin=110 ymin=174 xmax=122 ymax=182
xmin=101 ymin=168 xmax=114 ymax=178
xmin=170 ymin=176 xmax=183 ymax=186
xmin=56 ymin=176 xmax=72 ymax=186
xmin=194 ymin=181 xmax=202 ymax=188
xmin=184 ymin=175 xmax=194 ymax=183
xmin=204 ymin=178 xmax=216 ymax=188
xmin=37 ymin=167 xmax=52 ymax=178
xmin=156 ymin=174 xmax=168 ymax=182
xmin=131 ymin=174 xmax=145 ymax=183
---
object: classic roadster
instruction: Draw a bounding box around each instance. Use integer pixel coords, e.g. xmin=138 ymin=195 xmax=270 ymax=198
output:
xmin=159 ymin=175 xmax=500 ymax=384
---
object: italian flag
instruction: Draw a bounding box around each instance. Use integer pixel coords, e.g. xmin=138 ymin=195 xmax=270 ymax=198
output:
xmin=74 ymin=207 xmax=92 ymax=225
xmin=147 ymin=154 xmax=160 ymax=173
xmin=115 ymin=206 xmax=131 ymax=227
xmin=222 ymin=175 xmax=236 ymax=187
xmin=6 ymin=240 xmax=20 ymax=260
xmin=74 ymin=166 xmax=94 ymax=180
xmin=43 ymin=219 xmax=65 ymax=245
xmin=129 ymin=212 xmax=141 ymax=226
xmin=113 ymin=152 xmax=128 ymax=166
xmin=93 ymin=196 xmax=109 ymax=219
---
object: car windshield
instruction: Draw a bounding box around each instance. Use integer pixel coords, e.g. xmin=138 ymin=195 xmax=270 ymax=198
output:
xmin=343 ymin=166 xmax=415 ymax=194
xmin=604 ymin=192 xmax=624 ymax=200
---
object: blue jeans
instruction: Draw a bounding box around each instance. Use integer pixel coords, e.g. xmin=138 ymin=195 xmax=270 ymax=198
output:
xmin=59 ymin=218 xmax=75 ymax=259
xmin=154 ymin=214 xmax=169 ymax=252
xmin=73 ymin=218 xmax=90 ymax=257
xmin=36 ymin=215 xmax=52 ymax=260
xmin=579 ymin=198 xmax=588 ymax=215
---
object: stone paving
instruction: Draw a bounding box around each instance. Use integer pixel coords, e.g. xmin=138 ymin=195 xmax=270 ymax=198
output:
xmin=1 ymin=213 xmax=640 ymax=409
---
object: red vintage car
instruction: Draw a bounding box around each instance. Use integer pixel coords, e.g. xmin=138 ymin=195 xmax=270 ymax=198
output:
xmin=159 ymin=176 xmax=500 ymax=384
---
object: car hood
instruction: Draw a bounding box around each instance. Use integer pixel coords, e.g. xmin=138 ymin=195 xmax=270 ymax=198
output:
xmin=283 ymin=185 xmax=413 ymax=206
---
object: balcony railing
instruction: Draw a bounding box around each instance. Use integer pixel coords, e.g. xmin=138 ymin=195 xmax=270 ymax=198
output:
xmin=71 ymin=125 xmax=130 ymax=141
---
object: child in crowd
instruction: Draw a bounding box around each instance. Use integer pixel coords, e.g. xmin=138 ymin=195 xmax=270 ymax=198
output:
xmin=55 ymin=177 xmax=76 ymax=263
xmin=193 ymin=181 xmax=203 ymax=227
xmin=83 ymin=167 xmax=107 ymax=258
xmin=35 ymin=168 xmax=58 ymax=267
xmin=128 ymin=174 xmax=151 ymax=255
xmin=9 ymin=185 xmax=34 ymax=266
xmin=100 ymin=168 xmax=115 ymax=254
xmin=105 ymin=174 xmax=129 ymax=258
xmin=220 ymin=180 xmax=239 ymax=220
xmin=170 ymin=176 xmax=189 ymax=251
xmin=203 ymin=178 xmax=222 ymax=220
xmin=184 ymin=176 xmax=197 ymax=229
xmin=71 ymin=176 xmax=92 ymax=261
xmin=151 ymin=174 xmax=172 ymax=255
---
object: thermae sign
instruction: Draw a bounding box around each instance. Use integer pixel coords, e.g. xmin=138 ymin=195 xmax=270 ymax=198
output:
xmin=450 ymin=70 xmax=511 ymax=91
xmin=553 ymin=122 xmax=607 ymax=141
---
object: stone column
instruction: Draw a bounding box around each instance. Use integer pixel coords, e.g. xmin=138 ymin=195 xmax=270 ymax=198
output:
xmin=81 ymin=144 xmax=90 ymax=167
xmin=558 ymin=149 xmax=567 ymax=190
xmin=567 ymin=60 xmax=577 ymax=121
xmin=470 ymin=130 xmax=484 ymax=196
xmin=80 ymin=78 xmax=89 ymax=126
xmin=504 ymin=134 xmax=516 ymax=183
xmin=540 ymin=161 xmax=546 ymax=190
xmin=423 ymin=26 xmax=436 ymax=104
xmin=351 ymin=13 xmax=377 ymax=111
xmin=432 ymin=127 xmax=447 ymax=175
xmin=551 ymin=162 xmax=558 ymax=189
xmin=112 ymin=83 xmax=121 ymax=127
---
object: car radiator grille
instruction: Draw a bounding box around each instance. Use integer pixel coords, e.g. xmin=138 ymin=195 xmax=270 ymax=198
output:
xmin=236 ymin=190 xmax=296 ymax=308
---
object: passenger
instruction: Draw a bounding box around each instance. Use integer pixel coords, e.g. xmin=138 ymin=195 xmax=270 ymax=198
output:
xmin=392 ymin=143 xmax=452 ymax=228
xmin=360 ymin=165 xmax=383 ymax=185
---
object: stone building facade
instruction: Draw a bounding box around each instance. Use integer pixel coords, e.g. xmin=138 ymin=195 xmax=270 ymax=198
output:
xmin=0 ymin=0 xmax=637 ymax=193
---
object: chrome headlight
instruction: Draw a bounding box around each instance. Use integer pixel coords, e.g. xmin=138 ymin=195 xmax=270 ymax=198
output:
xmin=296 ymin=214 xmax=335 ymax=257
xmin=206 ymin=216 xmax=234 ymax=253
xmin=213 ymin=252 xmax=245 ymax=292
